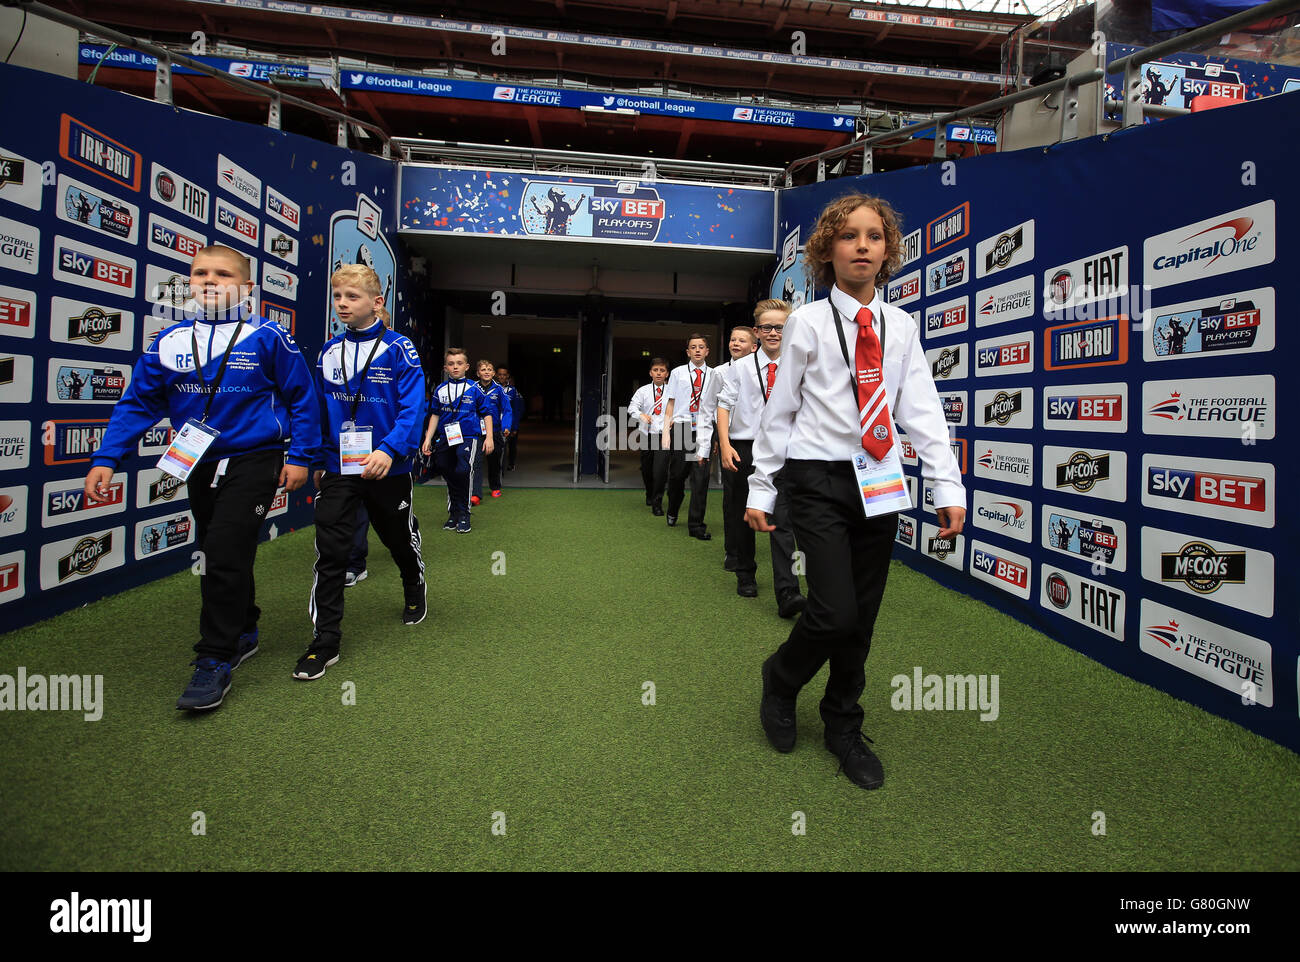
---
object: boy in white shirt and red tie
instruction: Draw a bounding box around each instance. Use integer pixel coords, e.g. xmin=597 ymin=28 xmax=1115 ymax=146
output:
xmin=717 ymin=301 xmax=804 ymax=616
xmin=660 ymin=334 xmax=714 ymax=540
xmin=747 ymin=193 xmax=966 ymax=791
xmin=629 ymin=357 xmax=670 ymax=514
xmin=698 ymin=326 xmax=757 ymax=570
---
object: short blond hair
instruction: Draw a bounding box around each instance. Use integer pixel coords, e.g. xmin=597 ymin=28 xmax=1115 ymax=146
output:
xmin=195 ymin=245 xmax=251 ymax=283
xmin=331 ymin=264 xmax=391 ymax=326
xmin=752 ymin=299 xmax=792 ymax=322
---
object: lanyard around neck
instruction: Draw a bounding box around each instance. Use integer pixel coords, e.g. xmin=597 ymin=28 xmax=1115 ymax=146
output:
xmin=341 ymin=334 xmax=383 ymax=424
xmin=829 ymin=300 xmax=887 ymax=397
xmin=191 ymin=320 xmax=245 ymax=423
xmin=752 ymin=351 xmax=778 ymax=404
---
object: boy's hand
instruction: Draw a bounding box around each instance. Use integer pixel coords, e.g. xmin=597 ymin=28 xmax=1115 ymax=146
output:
xmin=361 ymin=450 xmax=392 ymax=480
xmin=83 ymin=466 xmax=115 ymax=504
xmin=720 ymin=445 xmax=740 ymax=472
xmin=638 ymin=413 xmax=652 ymax=424
xmin=484 ymin=436 xmax=495 ymax=455
xmin=746 ymin=507 xmax=775 ymax=532
xmin=280 ymin=463 xmax=309 ymax=492
xmin=313 ymin=469 xmax=324 ymax=489
xmin=937 ymin=506 xmax=966 ymax=539
xmin=421 ymin=440 xmax=433 ymax=456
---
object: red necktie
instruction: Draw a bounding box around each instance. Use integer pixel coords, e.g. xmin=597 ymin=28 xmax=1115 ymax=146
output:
xmin=690 ymin=367 xmax=702 ymax=414
xmin=653 ymin=384 xmax=663 ymax=416
xmin=765 ymin=362 xmax=777 ymax=400
xmin=855 ymin=307 xmax=893 ymax=460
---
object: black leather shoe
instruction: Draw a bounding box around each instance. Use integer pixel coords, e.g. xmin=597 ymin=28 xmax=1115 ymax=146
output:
xmin=825 ymin=732 xmax=884 ymax=790
xmin=666 ymin=515 xmax=677 ymax=527
xmin=777 ymin=590 xmax=807 ymax=619
xmin=723 ymin=554 xmax=738 ymax=571
xmin=651 ymin=505 xmax=664 ymax=516
xmin=689 ymin=528 xmax=712 ymax=541
xmin=737 ymin=577 xmax=758 ymax=598
xmin=759 ymin=656 xmax=796 ymax=752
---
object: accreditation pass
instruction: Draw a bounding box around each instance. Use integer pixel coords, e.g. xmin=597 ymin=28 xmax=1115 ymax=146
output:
xmin=852 ymin=447 xmax=912 ymax=519
xmin=340 ymin=427 xmax=372 ymax=476
xmin=157 ymin=418 xmax=219 ymax=482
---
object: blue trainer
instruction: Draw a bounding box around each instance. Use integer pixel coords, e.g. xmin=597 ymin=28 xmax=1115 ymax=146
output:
xmin=176 ymin=658 xmax=232 ymax=711
xmin=232 ymin=629 xmax=259 ymax=669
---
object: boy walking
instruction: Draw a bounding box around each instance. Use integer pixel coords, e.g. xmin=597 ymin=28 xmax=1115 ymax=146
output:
xmin=628 ymin=357 xmax=670 ymax=513
xmin=422 ymin=348 xmax=494 ymax=533
xmin=296 ymin=265 xmax=426 ymax=681
xmin=660 ymin=334 xmax=714 ymax=540
xmin=471 ymin=359 xmax=512 ymax=502
xmin=83 ymin=245 xmax=319 ymax=711
xmin=699 ymin=325 xmax=758 ymax=569
xmin=747 ymin=194 xmax=965 ymax=790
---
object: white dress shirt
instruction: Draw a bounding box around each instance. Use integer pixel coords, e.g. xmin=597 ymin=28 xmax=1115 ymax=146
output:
xmin=628 ymin=381 xmax=668 ymax=437
xmin=718 ymin=347 xmax=781 ymax=443
xmin=747 ymin=284 xmax=965 ymax=514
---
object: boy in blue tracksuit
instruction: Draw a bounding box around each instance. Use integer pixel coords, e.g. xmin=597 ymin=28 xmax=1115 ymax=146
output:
xmin=471 ymin=359 xmax=513 ymax=501
xmin=421 ymin=348 xmax=494 ymax=533
xmin=496 ymin=367 xmax=524 ymax=470
xmin=82 ymin=245 xmax=319 ymax=712
xmin=295 ymin=265 xmax=427 ymax=681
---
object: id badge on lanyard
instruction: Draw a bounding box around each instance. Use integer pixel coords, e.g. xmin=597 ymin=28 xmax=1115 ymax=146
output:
xmin=444 ymin=421 xmax=464 ymax=446
xmin=340 ymin=426 xmax=373 ymax=475
xmin=158 ymin=418 xmax=220 ymax=481
xmin=852 ymin=447 xmax=911 ymax=519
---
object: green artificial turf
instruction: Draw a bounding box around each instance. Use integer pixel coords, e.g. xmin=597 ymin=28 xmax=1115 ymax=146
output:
xmin=1 ymin=487 xmax=1296 ymax=871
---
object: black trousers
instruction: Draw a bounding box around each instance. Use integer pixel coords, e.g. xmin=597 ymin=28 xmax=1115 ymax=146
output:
xmin=725 ymin=440 xmax=798 ymax=595
xmin=766 ymin=459 xmax=897 ymax=737
xmin=187 ymin=449 xmax=282 ymax=662
xmin=473 ymin=432 xmax=504 ymax=496
xmin=664 ymin=422 xmax=710 ymax=531
xmin=309 ymin=471 xmax=424 ymax=652
xmin=639 ymin=431 xmax=664 ymax=504
xmin=349 ymin=504 xmax=368 ymax=573
xmin=433 ymin=438 xmax=477 ymax=522
xmin=505 ymin=430 xmax=518 ymax=469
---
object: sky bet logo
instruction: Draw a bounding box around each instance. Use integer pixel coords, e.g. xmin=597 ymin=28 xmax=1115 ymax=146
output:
xmin=1147 ymin=466 xmax=1265 ymax=514
xmin=57 ymin=244 xmax=134 ymax=291
xmin=216 ymin=200 xmax=258 ymax=244
xmin=1048 ymin=394 xmax=1122 ymax=422
xmin=977 ymin=338 xmax=1029 ymax=372
xmin=971 ymin=543 xmax=1030 ymax=598
xmin=150 ymin=221 xmax=203 ymax=260
xmin=47 ymin=480 xmax=124 ymax=519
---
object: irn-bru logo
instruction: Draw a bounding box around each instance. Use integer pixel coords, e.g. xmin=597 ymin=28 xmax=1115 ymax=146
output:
xmin=972 ymin=547 xmax=1029 ymax=590
xmin=1044 ymin=317 xmax=1127 ymax=370
xmin=927 ymin=202 xmax=969 ymax=253
xmin=58 ymin=115 xmax=141 ymax=192
xmin=43 ymin=419 xmax=109 ymax=465
xmin=1146 ymin=466 xmax=1266 ymax=512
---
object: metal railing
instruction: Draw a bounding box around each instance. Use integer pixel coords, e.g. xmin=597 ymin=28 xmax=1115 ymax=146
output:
xmin=784 ymin=0 xmax=1300 ymax=186
xmin=18 ymin=0 xmax=396 ymax=157
xmin=393 ymin=138 xmax=785 ymax=188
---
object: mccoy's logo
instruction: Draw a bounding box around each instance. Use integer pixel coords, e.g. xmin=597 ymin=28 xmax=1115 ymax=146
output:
xmin=984 ymin=226 xmax=1024 ymax=273
xmin=59 ymin=115 xmax=141 ymax=191
xmin=1056 ymin=451 xmax=1109 ymax=492
xmin=983 ymin=390 xmax=1021 ymax=426
xmin=57 ymin=532 xmax=112 ymax=582
xmin=148 ymin=473 xmax=185 ymax=503
xmin=67 ymin=307 xmax=122 ymax=345
xmin=928 ymin=535 xmax=956 ymax=559
xmin=1161 ymin=541 xmax=1245 ymax=594
xmin=0 ymin=154 xmax=24 ymax=187
xmin=932 ymin=346 xmax=960 ymax=378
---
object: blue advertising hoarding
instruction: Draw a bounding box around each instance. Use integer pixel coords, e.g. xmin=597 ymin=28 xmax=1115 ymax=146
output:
xmin=400 ymin=166 xmax=776 ymax=253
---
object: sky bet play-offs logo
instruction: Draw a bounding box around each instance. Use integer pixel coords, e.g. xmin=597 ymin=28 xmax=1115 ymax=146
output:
xmin=50 ymin=296 xmax=134 ymax=352
xmin=0 ymin=284 xmax=35 ymax=339
xmin=971 ymin=490 xmax=1031 ymax=544
xmin=1143 ymin=201 xmax=1274 ymax=289
xmin=1144 ymin=287 xmax=1273 ymax=363
xmin=976 ymin=219 xmax=1034 ymax=279
xmin=39 ymin=526 xmax=126 ymax=590
xmin=895 ymin=514 xmax=916 ymax=550
xmin=1139 ymin=600 xmax=1272 ymax=707
xmin=1042 ymin=382 xmax=1128 ymax=434
xmin=1141 ymin=454 xmax=1273 ymax=529
xmin=53 ymin=235 xmax=136 ymax=298
xmin=1142 ymin=374 xmax=1274 ymax=440
xmin=135 ymin=511 xmax=195 ymax=560
xmin=1041 ymin=503 xmax=1126 ymax=571
xmin=56 ymin=174 xmax=139 ymax=245
xmin=1040 ymin=568 xmax=1124 ymax=641
xmin=47 ymin=358 xmax=130 ymax=404
xmin=969 ymin=540 xmax=1031 ymax=600
xmin=58 ymin=115 xmax=141 ymax=192
xmin=925 ymin=248 xmax=968 ymax=297
xmin=1043 ymin=446 xmax=1126 ymax=503
xmin=938 ymin=391 xmax=966 ymax=427
xmin=974 ymin=439 xmax=1032 ymax=487
xmin=41 ymin=473 xmax=127 ymax=528
xmin=975 ymin=330 xmax=1033 ymax=378
xmin=1140 ymin=526 xmax=1274 ymax=618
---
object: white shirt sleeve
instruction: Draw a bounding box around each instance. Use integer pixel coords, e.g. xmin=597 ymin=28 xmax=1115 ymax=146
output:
xmin=893 ymin=319 xmax=965 ymax=509
xmin=718 ymin=361 xmax=740 ymax=414
xmin=748 ymin=310 xmax=812 ymax=514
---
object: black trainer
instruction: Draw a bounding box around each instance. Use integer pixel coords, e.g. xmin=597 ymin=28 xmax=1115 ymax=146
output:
xmin=777 ymin=590 xmax=807 ymax=619
xmin=723 ymin=554 xmax=738 ymax=572
xmin=403 ymin=582 xmax=427 ymax=625
xmin=293 ymin=650 xmax=338 ymax=681
xmin=737 ymin=576 xmax=758 ymax=598
xmin=666 ymin=515 xmax=677 ymax=527
xmin=825 ymin=732 xmax=885 ymax=790
xmin=651 ymin=505 xmax=664 ymax=516
xmin=689 ymin=527 xmax=712 ymax=541
xmin=759 ymin=655 xmax=796 ymax=753
xmin=442 ymin=518 xmax=457 ymax=531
